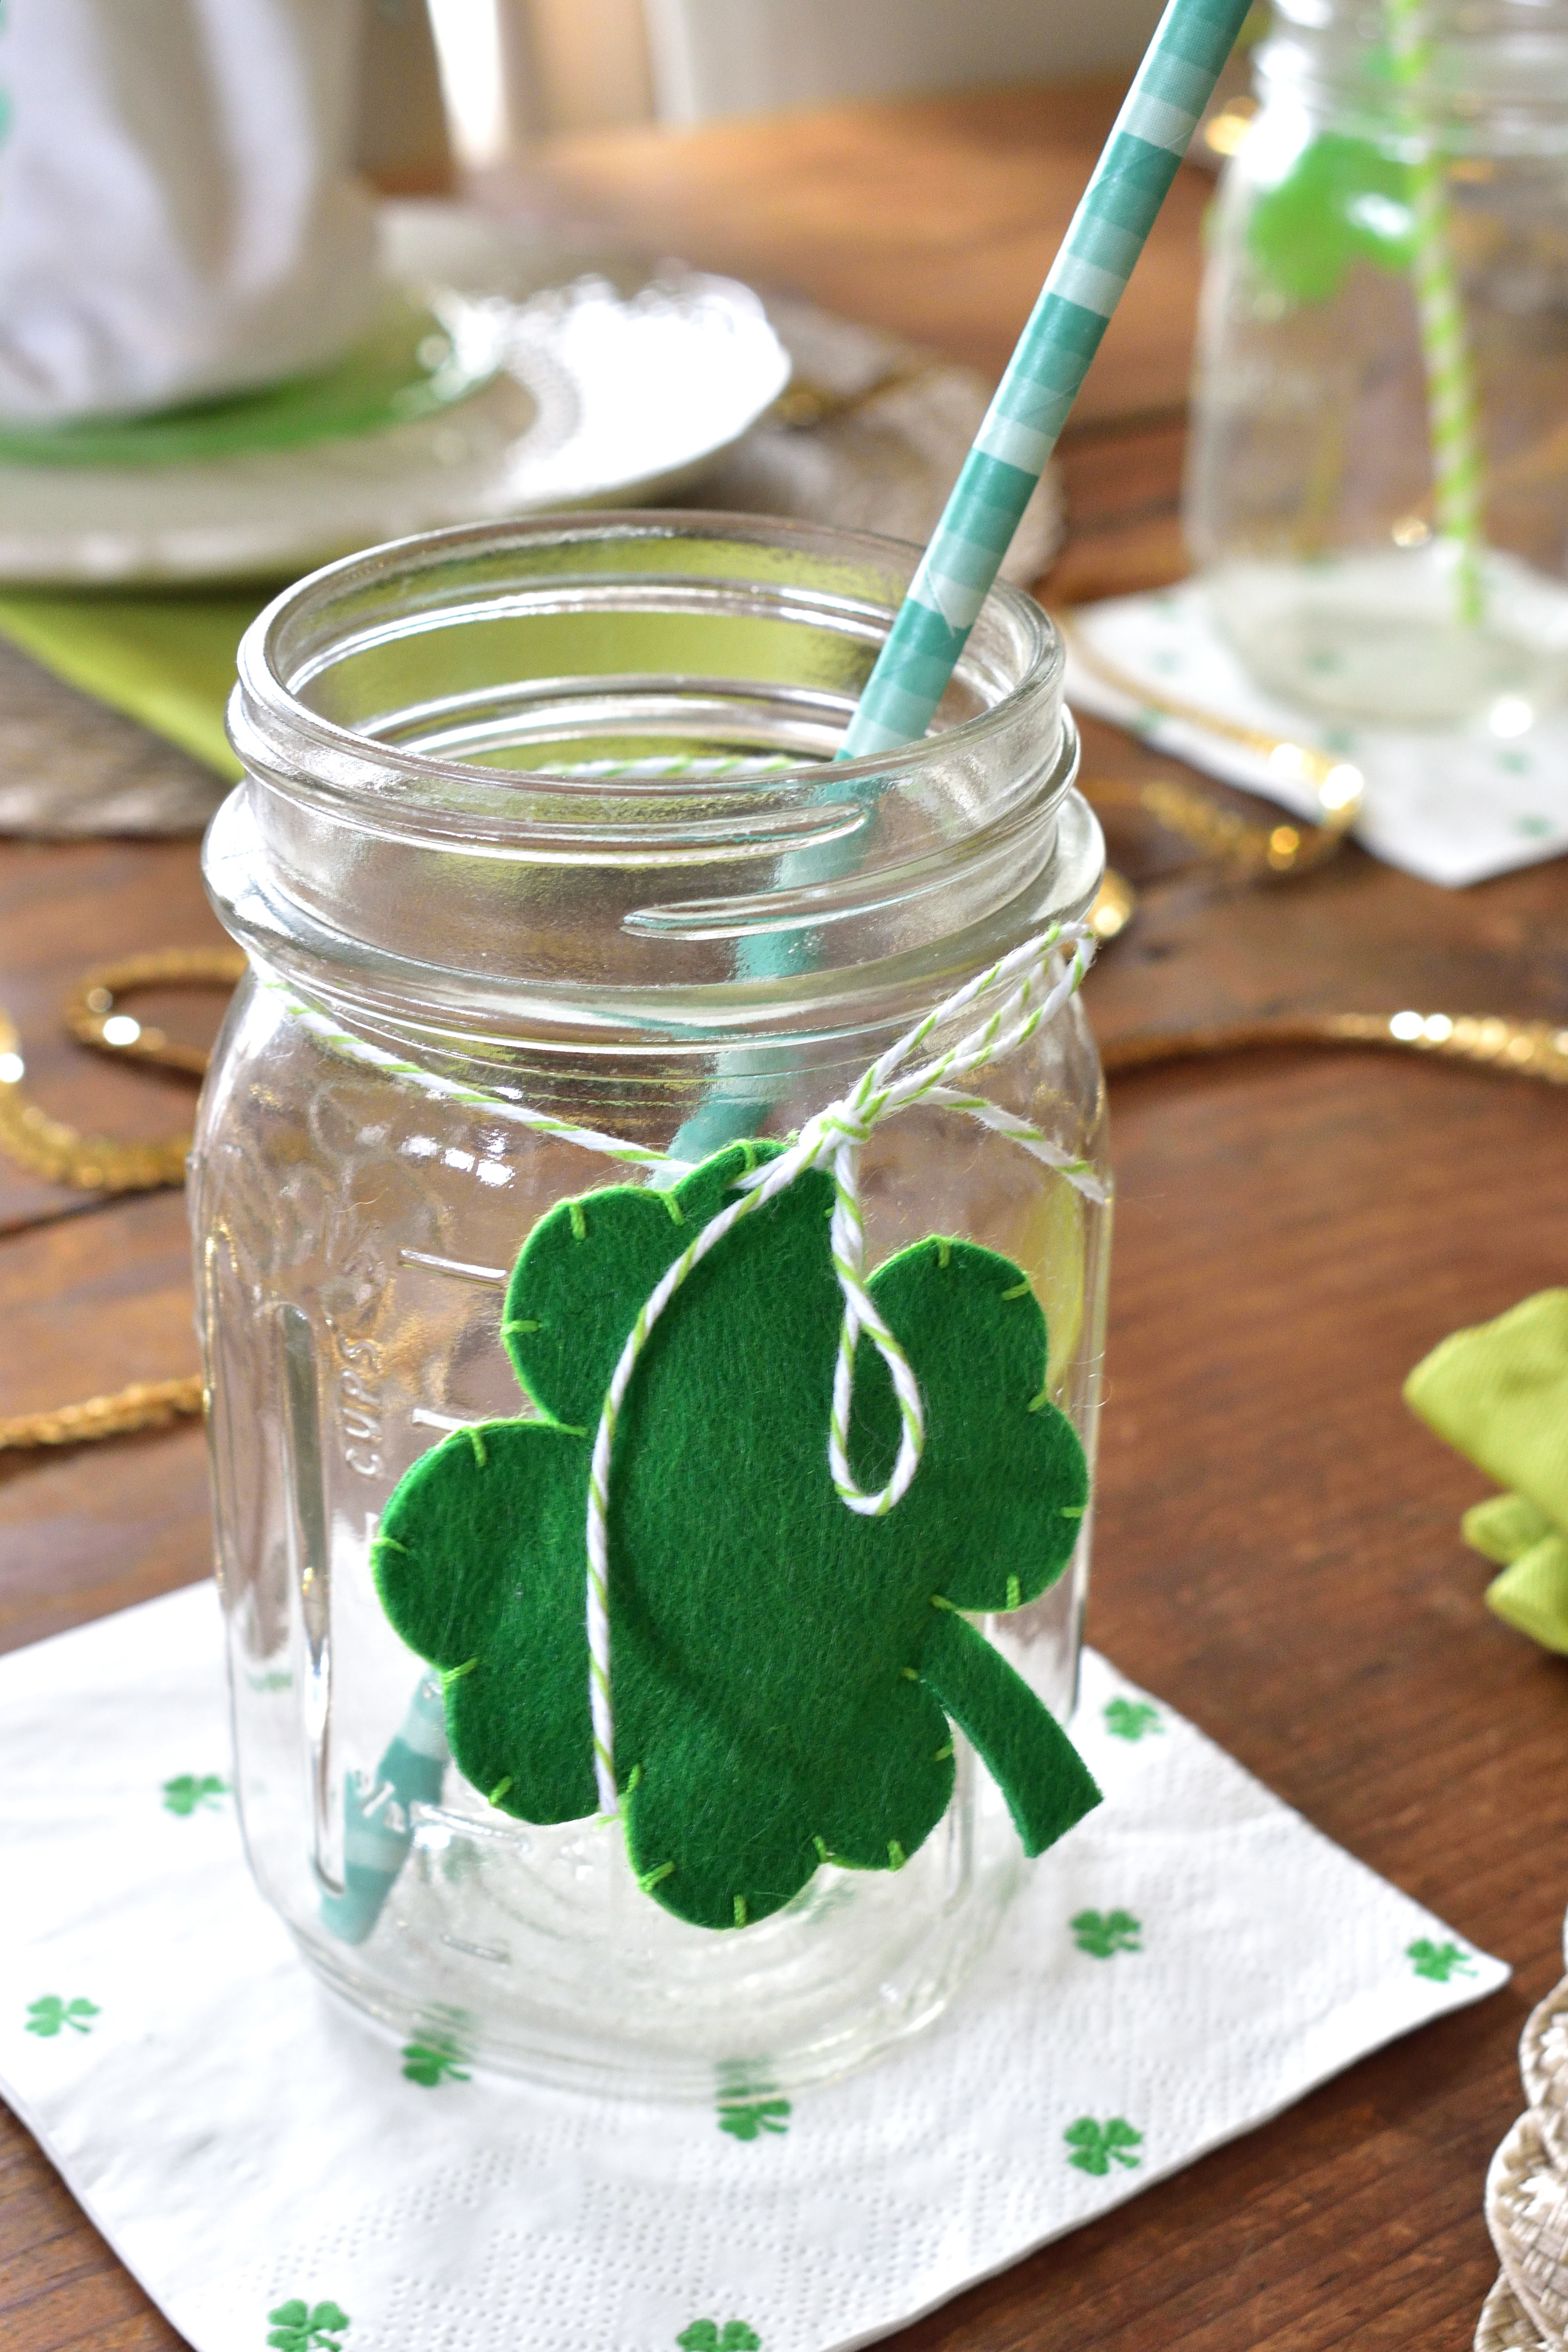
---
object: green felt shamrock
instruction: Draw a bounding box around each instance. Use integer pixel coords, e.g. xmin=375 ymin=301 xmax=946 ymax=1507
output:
xmin=1247 ymin=132 xmax=1417 ymax=306
xmin=678 ymin=2326 xmax=760 ymax=2352
xmin=375 ymin=1140 xmax=1100 ymax=1932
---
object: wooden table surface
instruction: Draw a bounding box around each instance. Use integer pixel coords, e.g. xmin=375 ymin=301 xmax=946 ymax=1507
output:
xmin=5 ymin=77 xmax=1568 ymax=2352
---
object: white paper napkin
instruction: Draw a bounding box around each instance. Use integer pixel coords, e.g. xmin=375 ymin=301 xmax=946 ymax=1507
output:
xmin=0 ymin=0 xmax=377 ymax=422
xmin=1064 ymin=580 xmax=1568 ymax=889
xmin=0 ymin=1583 xmax=1505 ymax=2352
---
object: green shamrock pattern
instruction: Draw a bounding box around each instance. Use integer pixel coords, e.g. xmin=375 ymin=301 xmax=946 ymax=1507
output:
xmin=718 ymin=2094 xmax=792 ymax=2141
xmin=677 ymin=2325 xmax=760 ymax=2352
xmin=1064 ymin=2116 xmax=1143 ymax=2176
xmin=267 ymin=2301 xmax=350 ymax=2352
xmin=1072 ymin=1907 xmax=1142 ymax=1958
xmin=375 ymin=1140 xmax=1098 ymax=1932
xmin=1103 ymin=1698 xmax=1162 ymax=1742
xmin=401 ymin=2039 xmax=471 ymax=2086
xmin=25 ymin=1996 xmax=98 ymax=2037
xmin=1407 ymin=1938 xmax=1476 ymax=1983
xmin=162 ymin=1772 xmax=228 ymax=1815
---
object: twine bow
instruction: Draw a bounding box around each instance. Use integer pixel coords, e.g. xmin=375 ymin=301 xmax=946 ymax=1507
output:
xmin=583 ymin=921 xmax=1103 ymax=1810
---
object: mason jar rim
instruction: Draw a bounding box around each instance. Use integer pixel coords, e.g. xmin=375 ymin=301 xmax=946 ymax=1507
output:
xmin=229 ymin=509 xmax=1065 ymax=825
xmin=1259 ymin=0 xmax=1568 ymax=133
xmin=209 ymin=510 xmax=1097 ymax=1049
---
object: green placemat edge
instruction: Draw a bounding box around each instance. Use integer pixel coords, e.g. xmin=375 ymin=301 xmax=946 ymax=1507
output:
xmin=0 ymin=299 xmax=496 ymax=468
xmin=0 ymin=592 xmax=266 ymax=779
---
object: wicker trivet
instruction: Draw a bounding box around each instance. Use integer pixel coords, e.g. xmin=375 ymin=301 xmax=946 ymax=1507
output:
xmin=1478 ymin=1925 xmax=1568 ymax=2350
xmin=1478 ymin=2272 xmax=1556 ymax=2352
xmin=1522 ymin=1979 xmax=1568 ymax=2178
xmin=1488 ymin=2109 xmax=1568 ymax=2344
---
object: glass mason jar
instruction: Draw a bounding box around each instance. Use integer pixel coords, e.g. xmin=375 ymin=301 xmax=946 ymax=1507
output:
xmin=1186 ymin=0 xmax=1568 ymax=728
xmin=191 ymin=512 xmax=1110 ymax=2096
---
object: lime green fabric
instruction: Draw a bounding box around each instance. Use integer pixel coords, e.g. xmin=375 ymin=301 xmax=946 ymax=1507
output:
xmin=1483 ymin=1537 xmax=1568 ymax=1656
xmin=1462 ymin=1491 xmax=1554 ymax=1567
xmin=1406 ymin=1289 xmax=1568 ymax=1652
xmin=374 ymin=1139 xmax=1100 ymax=1932
xmin=1405 ymin=1290 xmax=1568 ymax=1526
xmin=0 ymin=590 xmax=260 ymax=776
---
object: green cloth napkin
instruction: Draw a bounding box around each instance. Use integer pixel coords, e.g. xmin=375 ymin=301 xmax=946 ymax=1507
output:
xmin=0 ymin=590 xmax=268 ymax=779
xmin=1405 ymin=1289 xmax=1568 ymax=1653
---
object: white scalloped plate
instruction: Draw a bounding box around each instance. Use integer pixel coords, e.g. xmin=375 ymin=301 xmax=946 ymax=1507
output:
xmin=0 ymin=204 xmax=790 ymax=585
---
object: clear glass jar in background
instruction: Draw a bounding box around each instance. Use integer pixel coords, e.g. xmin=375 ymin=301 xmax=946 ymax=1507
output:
xmin=1186 ymin=0 xmax=1568 ymax=729
xmin=191 ymin=513 xmax=1111 ymax=2096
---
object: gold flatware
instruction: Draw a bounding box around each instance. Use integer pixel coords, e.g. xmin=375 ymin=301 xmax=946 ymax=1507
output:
xmin=0 ymin=1375 xmax=205 ymax=1452
xmin=64 ymin=945 xmax=243 ymax=1074
xmin=0 ymin=947 xmax=243 ymax=1192
xmin=1103 ymin=1008 xmax=1568 ymax=1085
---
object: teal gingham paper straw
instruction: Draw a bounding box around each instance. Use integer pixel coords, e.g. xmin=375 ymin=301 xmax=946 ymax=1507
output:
xmin=840 ymin=0 xmax=1256 ymax=758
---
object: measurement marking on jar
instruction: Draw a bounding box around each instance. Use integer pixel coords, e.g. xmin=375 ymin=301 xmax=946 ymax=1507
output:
xmin=399 ymin=1248 xmax=509 ymax=1287
xmin=410 ymin=1408 xmax=479 ymax=1436
xmin=322 ymin=1310 xmax=385 ymax=1478
xmin=340 ymin=1357 xmax=384 ymax=1477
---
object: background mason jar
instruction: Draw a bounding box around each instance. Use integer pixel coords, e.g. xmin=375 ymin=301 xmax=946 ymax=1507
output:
xmin=191 ymin=513 xmax=1111 ymax=2095
xmin=1186 ymin=0 xmax=1568 ymax=729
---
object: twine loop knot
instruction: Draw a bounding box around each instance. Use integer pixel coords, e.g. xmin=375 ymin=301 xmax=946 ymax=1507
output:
xmin=582 ymin=919 xmax=1104 ymax=1810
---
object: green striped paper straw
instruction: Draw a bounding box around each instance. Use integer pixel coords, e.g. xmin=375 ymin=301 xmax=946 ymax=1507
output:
xmin=840 ymin=0 xmax=1256 ymax=758
xmin=1385 ymin=0 xmax=1485 ymax=628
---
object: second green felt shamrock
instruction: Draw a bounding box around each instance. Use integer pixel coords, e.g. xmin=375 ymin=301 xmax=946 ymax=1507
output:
xmin=1246 ymin=132 xmax=1418 ymax=307
xmin=374 ymin=1140 xmax=1100 ymax=1930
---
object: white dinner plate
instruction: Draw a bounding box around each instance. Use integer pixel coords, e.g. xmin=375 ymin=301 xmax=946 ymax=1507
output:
xmin=0 ymin=202 xmax=791 ymax=586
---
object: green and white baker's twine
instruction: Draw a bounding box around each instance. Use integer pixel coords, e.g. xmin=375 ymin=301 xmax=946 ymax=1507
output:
xmin=1385 ymin=0 xmax=1485 ymax=627
xmin=274 ymin=923 xmax=1104 ymax=1816
xmin=838 ymin=0 xmax=1254 ymax=758
xmin=579 ymin=924 xmax=1103 ymax=1810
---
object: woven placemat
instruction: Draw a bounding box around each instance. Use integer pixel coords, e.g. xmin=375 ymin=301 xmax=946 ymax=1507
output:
xmin=0 ymin=636 xmax=226 ymax=837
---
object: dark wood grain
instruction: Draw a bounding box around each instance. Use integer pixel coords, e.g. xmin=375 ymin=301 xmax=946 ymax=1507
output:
xmin=4 ymin=78 xmax=1568 ymax=2352
xmin=494 ymin=77 xmax=1211 ymax=422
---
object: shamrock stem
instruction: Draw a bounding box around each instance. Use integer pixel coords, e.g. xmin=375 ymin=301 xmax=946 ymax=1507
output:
xmin=918 ymin=1607 xmax=1101 ymax=1856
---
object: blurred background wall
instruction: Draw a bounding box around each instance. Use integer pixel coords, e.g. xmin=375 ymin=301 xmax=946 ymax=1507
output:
xmin=367 ymin=0 xmax=1168 ymax=175
xmin=643 ymin=0 xmax=1168 ymax=124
